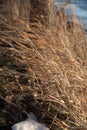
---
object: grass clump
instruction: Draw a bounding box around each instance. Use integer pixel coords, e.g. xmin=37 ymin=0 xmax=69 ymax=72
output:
xmin=0 ymin=6 xmax=87 ymax=130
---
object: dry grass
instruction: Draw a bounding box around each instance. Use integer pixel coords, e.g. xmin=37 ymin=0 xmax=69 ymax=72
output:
xmin=0 ymin=10 xmax=87 ymax=130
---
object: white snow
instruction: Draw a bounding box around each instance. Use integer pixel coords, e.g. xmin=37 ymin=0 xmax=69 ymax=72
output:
xmin=11 ymin=112 xmax=49 ymax=130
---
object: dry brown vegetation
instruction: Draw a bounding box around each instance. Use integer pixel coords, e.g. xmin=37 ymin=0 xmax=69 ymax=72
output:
xmin=0 ymin=7 xmax=87 ymax=130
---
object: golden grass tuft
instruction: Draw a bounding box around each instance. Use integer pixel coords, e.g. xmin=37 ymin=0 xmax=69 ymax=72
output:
xmin=0 ymin=10 xmax=87 ymax=130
